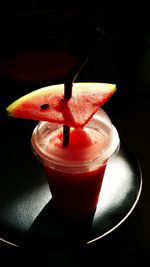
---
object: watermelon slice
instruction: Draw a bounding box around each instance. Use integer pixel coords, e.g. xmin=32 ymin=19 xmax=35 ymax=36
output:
xmin=6 ymin=83 xmax=116 ymax=128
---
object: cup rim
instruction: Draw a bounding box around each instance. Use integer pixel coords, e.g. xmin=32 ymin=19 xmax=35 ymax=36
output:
xmin=31 ymin=110 xmax=120 ymax=172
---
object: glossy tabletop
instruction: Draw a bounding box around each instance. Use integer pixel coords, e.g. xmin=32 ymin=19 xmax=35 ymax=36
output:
xmin=0 ymin=118 xmax=142 ymax=251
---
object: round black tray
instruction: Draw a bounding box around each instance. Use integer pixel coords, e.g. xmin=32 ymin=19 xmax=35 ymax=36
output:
xmin=0 ymin=126 xmax=142 ymax=252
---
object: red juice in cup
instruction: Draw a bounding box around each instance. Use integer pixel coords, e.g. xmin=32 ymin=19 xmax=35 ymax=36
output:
xmin=31 ymin=108 xmax=119 ymax=218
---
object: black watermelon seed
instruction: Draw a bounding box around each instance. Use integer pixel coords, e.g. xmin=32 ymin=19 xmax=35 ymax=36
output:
xmin=40 ymin=104 xmax=50 ymax=109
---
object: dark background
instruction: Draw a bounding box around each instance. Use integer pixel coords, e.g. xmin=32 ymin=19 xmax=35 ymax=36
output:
xmin=0 ymin=2 xmax=149 ymax=266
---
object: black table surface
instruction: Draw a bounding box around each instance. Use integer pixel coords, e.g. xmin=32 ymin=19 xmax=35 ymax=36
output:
xmin=0 ymin=116 xmax=147 ymax=266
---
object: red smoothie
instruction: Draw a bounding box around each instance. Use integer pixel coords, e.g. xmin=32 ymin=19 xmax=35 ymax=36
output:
xmin=44 ymin=163 xmax=106 ymax=218
xmin=32 ymin=109 xmax=119 ymax=218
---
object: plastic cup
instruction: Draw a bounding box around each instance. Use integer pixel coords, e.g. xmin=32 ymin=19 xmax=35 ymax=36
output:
xmin=31 ymin=108 xmax=120 ymax=218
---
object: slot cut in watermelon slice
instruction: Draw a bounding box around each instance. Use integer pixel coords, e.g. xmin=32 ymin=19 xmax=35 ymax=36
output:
xmin=6 ymin=83 xmax=116 ymax=128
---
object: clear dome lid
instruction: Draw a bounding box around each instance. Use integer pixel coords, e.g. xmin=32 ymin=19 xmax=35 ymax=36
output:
xmin=31 ymin=108 xmax=120 ymax=172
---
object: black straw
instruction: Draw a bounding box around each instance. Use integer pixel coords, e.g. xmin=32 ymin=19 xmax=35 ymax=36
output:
xmin=64 ymin=55 xmax=89 ymax=99
xmin=63 ymin=125 xmax=70 ymax=147
xmin=63 ymin=55 xmax=90 ymax=147
xmin=63 ymin=26 xmax=105 ymax=147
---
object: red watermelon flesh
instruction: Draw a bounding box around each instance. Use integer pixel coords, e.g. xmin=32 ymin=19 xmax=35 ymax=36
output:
xmin=6 ymin=83 xmax=116 ymax=128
